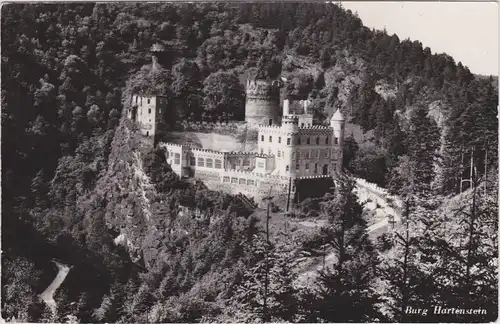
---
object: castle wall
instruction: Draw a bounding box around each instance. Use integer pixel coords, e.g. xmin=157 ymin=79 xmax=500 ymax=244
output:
xmin=295 ymin=175 xmax=335 ymax=201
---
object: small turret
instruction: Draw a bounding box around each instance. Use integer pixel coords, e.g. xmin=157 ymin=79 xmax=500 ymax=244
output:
xmin=330 ymin=108 xmax=345 ymax=143
xmin=331 ymin=108 xmax=344 ymax=122
xmin=330 ymin=108 xmax=345 ymax=172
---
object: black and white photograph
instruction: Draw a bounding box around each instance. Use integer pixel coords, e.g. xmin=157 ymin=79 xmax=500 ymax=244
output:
xmin=1 ymin=1 xmax=498 ymax=323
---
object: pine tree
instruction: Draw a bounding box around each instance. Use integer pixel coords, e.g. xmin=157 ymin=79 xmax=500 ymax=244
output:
xmin=302 ymin=178 xmax=383 ymax=322
xmin=404 ymin=105 xmax=440 ymax=194
xmin=416 ymin=177 xmax=498 ymax=322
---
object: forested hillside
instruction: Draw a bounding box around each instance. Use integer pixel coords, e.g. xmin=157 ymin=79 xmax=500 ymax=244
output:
xmin=2 ymin=3 xmax=497 ymax=323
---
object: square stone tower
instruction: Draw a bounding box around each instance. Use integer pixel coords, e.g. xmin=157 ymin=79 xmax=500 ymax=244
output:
xmin=130 ymin=94 xmax=168 ymax=140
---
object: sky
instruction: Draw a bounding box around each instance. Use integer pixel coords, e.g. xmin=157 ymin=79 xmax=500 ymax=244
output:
xmin=340 ymin=1 xmax=498 ymax=76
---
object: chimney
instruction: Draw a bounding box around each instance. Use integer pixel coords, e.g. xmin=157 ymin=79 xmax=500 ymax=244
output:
xmin=283 ymin=99 xmax=290 ymax=116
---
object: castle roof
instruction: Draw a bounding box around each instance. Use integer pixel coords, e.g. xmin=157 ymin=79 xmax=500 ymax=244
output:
xmin=331 ymin=108 xmax=345 ymax=122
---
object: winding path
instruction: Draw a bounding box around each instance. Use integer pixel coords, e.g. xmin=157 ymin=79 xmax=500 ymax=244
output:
xmin=40 ymin=260 xmax=71 ymax=312
xmin=295 ymin=178 xmax=402 ymax=287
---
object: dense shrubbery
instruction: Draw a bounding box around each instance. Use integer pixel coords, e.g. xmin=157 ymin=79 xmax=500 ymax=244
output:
xmin=2 ymin=2 xmax=497 ymax=322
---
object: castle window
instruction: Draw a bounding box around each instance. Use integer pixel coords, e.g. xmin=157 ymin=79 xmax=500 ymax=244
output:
xmin=206 ymin=158 xmax=213 ymax=168
xmin=258 ymin=162 xmax=264 ymax=168
xmin=296 ymin=163 xmax=300 ymax=170
xmin=243 ymin=159 xmax=250 ymax=166
xmin=286 ymin=165 xmax=289 ymax=171
xmin=223 ymin=176 xmax=230 ymax=183
xmin=316 ymin=150 xmax=320 ymax=158
xmin=306 ymin=137 xmax=310 ymax=144
xmin=287 ymin=138 xmax=291 ymax=145
xmin=261 ymin=135 xmax=264 ymax=141
xmin=314 ymin=163 xmax=318 ymax=173
xmin=247 ymin=179 xmax=255 ymax=186
xmin=326 ymin=137 xmax=329 ymax=144
xmin=332 ymin=149 xmax=336 ymax=157
xmin=215 ymin=159 xmax=222 ymax=169
xmin=292 ymin=151 xmax=296 ymax=159
xmin=301 ymin=123 xmax=304 ymax=127
xmin=149 ymin=119 xmax=151 ymax=122
xmin=231 ymin=177 xmax=238 ymax=184
xmin=278 ymin=137 xmax=281 ymax=143
xmin=189 ymin=156 xmax=196 ymax=166
xmin=335 ymin=137 xmax=339 ymax=144
xmin=269 ymin=136 xmax=272 ymax=142
xmin=135 ymin=96 xmax=138 ymax=104
xmin=305 ymin=152 xmax=309 ymax=159
xmin=197 ymin=157 xmax=204 ymax=167
xmin=148 ymin=108 xmax=151 ymax=114
xmin=147 ymin=98 xmax=151 ymax=104
xmin=277 ymin=151 xmax=281 ymax=158
xmin=297 ymin=137 xmax=301 ymax=145
xmin=305 ymin=163 xmax=309 ymax=170
xmin=325 ymin=150 xmax=329 ymax=158
xmin=239 ymin=178 xmax=246 ymax=185
xmin=174 ymin=153 xmax=180 ymax=165
xmin=268 ymin=148 xmax=272 ymax=155
xmin=316 ymin=137 xmax=320 ymax=145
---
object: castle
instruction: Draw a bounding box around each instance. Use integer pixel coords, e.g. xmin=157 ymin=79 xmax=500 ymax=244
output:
xmin=127 ymin=74 xmax=345 ymax=208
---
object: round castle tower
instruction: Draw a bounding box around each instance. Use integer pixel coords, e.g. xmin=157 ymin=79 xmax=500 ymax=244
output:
xmin=245 ymin=79 xmax=281 ymax=128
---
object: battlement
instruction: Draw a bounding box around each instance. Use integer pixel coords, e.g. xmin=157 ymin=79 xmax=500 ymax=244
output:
xmin=191 ymin=147 xmax=226 ymax=155
xmin=353 ymin=177 xmax=403 ymax=209
xmin=246 ymin=79 xmax=280 ymax=98
xmin=224 ymin=151 xmax=259 ymax=156
xmin=299 ymin=125 xmax=331 ymax=130
xmin=223 ymin=169 xmax=290 ymax=181
xmin=159 ymin=142 xmax=184 ymax=149
xmin=255 ymin=153 xmax=274 ymax=158
xmin=297 ymin=175 xmax=333 ymax=180
xmin=258 ymin=124 xmax=283 ymax=130
xmin=246 ymin=79 xmax=278 ymax=90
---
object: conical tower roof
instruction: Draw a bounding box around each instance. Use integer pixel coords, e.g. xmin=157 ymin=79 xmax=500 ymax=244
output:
xmin=331 ymin=108 xmax=345 ymax=122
